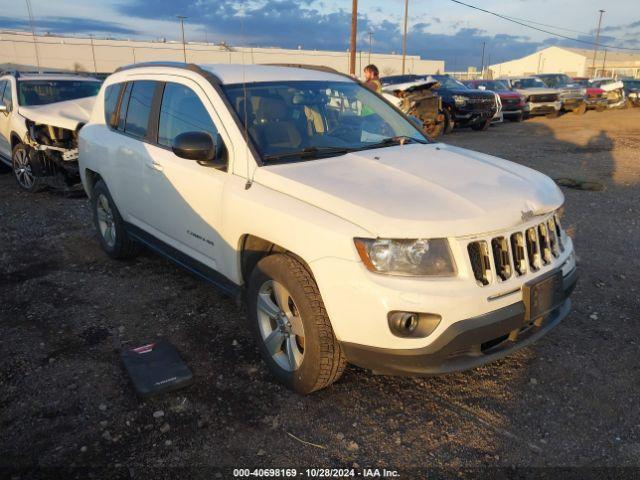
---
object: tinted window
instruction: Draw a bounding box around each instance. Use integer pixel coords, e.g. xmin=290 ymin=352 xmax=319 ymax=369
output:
xmin=0 ymin=81 xmax=6 ymax=105
xmin=17 ymin=80 xmax=101 ymax=106
xmin=123 ymin=81 xmax=156 ymax=138
xmin=158 ymin=83 xmax=218 ymax=148
xmin=3 ymin=81 xmax=12 ymax=109
xmin=104 ymin=83 xmax=123 ymax=127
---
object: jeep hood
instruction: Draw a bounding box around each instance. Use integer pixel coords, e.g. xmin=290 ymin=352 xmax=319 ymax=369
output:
xmin=19 ymin=96 xmax=97 ymax=131
xmin=253 ymin=143 xmax=564 ymax=238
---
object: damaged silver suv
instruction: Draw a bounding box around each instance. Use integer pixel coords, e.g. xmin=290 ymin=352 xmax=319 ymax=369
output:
xmin=0 ymin=71 xmax=101 ymax=192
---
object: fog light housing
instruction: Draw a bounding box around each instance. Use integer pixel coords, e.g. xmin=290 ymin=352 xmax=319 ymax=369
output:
xmin=388 ymin=311 xmax=442 ymax=338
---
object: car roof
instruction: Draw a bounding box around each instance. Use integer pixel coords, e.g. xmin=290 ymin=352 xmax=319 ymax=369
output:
xmin=113 ymin=63 xmax=353 ymax=85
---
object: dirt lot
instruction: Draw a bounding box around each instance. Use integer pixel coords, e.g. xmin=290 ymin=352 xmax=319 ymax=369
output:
xmin=1 ymin=108 xmax=639 ymax=478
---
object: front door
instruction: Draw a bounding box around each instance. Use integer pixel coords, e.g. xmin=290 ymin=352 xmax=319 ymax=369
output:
xmin=0 ymin=80 xmax=12 ymax=158
xmin=139 ymin=80 xmax=229 ymax=272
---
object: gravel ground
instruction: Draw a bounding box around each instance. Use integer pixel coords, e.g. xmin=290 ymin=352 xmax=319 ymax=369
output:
xmin=1 ymin=108 xmax=639 ymax=479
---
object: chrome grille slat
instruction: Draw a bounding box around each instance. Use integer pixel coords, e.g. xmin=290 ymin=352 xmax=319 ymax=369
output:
xmin=467 ymin=214 xmax=567 ymax=287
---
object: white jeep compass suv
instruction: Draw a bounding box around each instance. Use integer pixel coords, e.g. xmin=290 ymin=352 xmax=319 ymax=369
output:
xmin=78 ymin=62 xmax=577 ymax=394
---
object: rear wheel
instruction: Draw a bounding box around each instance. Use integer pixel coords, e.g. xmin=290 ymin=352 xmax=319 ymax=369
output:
xmin=442 ymin=109 xmax=455 ymax=134
xmin=247 ymin=254 xmax=346 ymax=394
xmin=91 ymin=180 xmax=140 ymax=259
xmin=12 ymin=144 xmax=44 ymax=192
xmin=508 ymin=112 xmax=524 ymax=122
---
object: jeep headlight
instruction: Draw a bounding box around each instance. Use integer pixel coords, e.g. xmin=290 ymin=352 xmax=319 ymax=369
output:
xmin=354 ymin=238 xmax=456 ymax=276
xmin=452 ymin=95 xmax=469 ymax=106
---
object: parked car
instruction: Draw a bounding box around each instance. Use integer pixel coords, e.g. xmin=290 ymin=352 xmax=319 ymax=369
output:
xmin=380 ymin=77 xmax=445 ymax=137
xmin=533 ymin=74 xmax=587 ymax=114
xmin=589 ymin=78 xmax=627 ymax=109
xmin=503 ymin=77 xmax=562 ymax=118
xmin=572 ymin=77 xmax=608 ymax=111
xmin=79 ymin=62 xmax=577 ymax=394
xmin=0 ymin=71 xmax=101 ymax=191
xmin=380 ymin=74 xmax=426 ymax=87
xmin=463 ymin=79 xmax=526 ymax=122
xmin=426 ymin=75 xmax=497 ymax=132
xmin=621 ymin=78 xmax=640 ymax=107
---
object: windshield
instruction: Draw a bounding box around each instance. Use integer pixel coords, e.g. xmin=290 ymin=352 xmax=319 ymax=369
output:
xmin=537 ymin=75 xmax=572 ymax=87
xmin=513 ymin=78 xmax=547 ymax=89
xmin=431 ymin=76 xmax=468 ymax=90
xmin=223 ymin=80 xmax=428 ymax=163
xmin=624 ymin=80 xmax=640 ymax=89
xmin=474 ymin=80 xmax=509 ymax=91
xmin=18 ymin=80 xmax=101 ymax=106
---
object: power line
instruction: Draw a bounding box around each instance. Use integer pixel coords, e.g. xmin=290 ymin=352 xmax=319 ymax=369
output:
xmin=447 ymin=0 xmax=640 ymax=52
xmin=500 ymin=15 xmax=591 ymax=36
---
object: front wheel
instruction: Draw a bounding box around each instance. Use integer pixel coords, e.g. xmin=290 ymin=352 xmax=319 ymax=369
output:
xmin=546 ymin=110 xmax=560 ymax=119
xmin=572 ymin=103 xmax=587 ymax=115
xmin=442 ymin=109 xmax=455 ymax=134
xmin=12 ymin=144 xmax=44 ymax=192
xmin=471 ymin=118 xmax=491 ymax=131
xmin=91 ymin=180 xmax=140 ymax=259
xmin=247 ymin=254 xmax=346 ymax=394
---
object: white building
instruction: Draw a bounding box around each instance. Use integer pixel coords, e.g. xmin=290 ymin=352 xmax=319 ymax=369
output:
xmin=0 ymin=30 xmax=444 ymax=76
xmin=488 ymin=46 xmax=640 ymax=79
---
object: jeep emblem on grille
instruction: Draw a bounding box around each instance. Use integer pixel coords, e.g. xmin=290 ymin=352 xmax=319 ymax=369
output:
xmin=521 ymin=209 xmax=536 ymax=221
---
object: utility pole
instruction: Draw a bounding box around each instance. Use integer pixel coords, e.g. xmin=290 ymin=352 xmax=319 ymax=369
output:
xmin=401 ymin=0 xmax=409 ymax=74
xmin=349 ymin=0 xmax=357 ymax=76
xmin=368 ymin=31 xmax=373 ymax=65
xmin=480 ymin=41 xmax=486 ymax=78
xmin=25 ymin=0 xmax=40 ymax=71
xmin=590 ymin=9 xmax=605 ymax=76
xmin=177 ymin=15 xmax=188 ymax=63
xmin=89 ymin=34 xmax=97 ymax=74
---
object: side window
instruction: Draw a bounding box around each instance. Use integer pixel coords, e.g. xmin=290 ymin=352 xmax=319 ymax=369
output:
xmin=3 ymin=81 xmax=13 ymax=110
xmin=104 ymin=83 xmax=124 ymax=128
xmin=123 ymin=81 xmax=156 ymax=139
xmin=158 ymin=83 xmax=219 ymax=148
xmin=117 ymin=82 xmax=132 ymax=131
xmin=0 ymin=81 xmax=7 ymax=109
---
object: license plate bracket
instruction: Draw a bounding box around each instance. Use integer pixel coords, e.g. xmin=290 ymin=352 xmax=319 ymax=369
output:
xmin=523 ymin=269 xmax=564 ymax=321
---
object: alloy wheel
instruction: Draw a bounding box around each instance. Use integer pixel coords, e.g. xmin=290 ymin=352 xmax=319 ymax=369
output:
xmin=96 ymin=193 xmax=116 ymax=248
xmin=13 ymin=149 xmax=35 ymax=190
xmin=256 ymin=280 xmax=305 ymax=372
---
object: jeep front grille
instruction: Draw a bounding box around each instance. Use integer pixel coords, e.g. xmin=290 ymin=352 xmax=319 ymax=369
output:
xmin=467 ymin=216 xmax=566 ymax=287
xmin=468 ymin=241 xmax=492 ymax=286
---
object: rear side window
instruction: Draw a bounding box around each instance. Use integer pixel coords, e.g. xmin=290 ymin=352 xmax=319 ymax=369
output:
xmin=104 ymin=83 xmax=123 ymax=127
xmin=158 ymin=83 xmax=218 ymax=148
xmin=123 ymin=81 xmax=156 ymax=139
xmin=0 ymin=81 xmax=6 ymax=103
xmin=3 ymin=81 xmax=12 ymax=109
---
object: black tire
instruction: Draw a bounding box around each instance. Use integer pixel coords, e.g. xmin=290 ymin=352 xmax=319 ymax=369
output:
xmin=91 ymin=180 xmax=140 ymax=260
xmin=572 ymin=103 xmax=587 ymax=115
xmin=442 ymin=109 xmax=455 ymax=134
xmin=12 ymin=143 xmax=44 ymax=192
xmin=471 ymin=118 xmax=491 ymax=131
xmin=546 ymin=110 xmax=560 ymax=119
xmin=247 ymin=254 xmax=347 ymax=394
xmin=507 ymin=112 xmax=524 ymax=122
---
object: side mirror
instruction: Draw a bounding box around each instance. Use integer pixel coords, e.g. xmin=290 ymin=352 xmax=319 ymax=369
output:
xmin=0 ymin=104 xmax=7 ymax=113
xmin=172 ymin=131 xmax=226 ymax=170
xmin=477 ymin=85 xmax=486 ymax=91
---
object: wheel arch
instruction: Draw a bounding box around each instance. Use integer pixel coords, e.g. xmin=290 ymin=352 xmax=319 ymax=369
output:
xmin=10 ymin=132 xmax=22 ymax=151
xmin=239 ymin=234 xmax=314 ymax=287
xmin=83 ymin=168 xmax=103 ymax=199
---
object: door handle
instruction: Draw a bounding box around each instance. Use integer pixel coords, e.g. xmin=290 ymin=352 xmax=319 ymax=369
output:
xmin=147 ymin=160 xmax=164 ymax=172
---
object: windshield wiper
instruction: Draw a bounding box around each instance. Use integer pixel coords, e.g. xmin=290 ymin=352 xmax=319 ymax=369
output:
xmin=263 ymin=146 xmax=353 ymax=163
xmin=355 ymin=136 xmax=429 ymax=151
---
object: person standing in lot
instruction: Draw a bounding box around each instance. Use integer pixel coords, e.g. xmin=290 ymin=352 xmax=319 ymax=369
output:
xmin=363 ymin=64 xmax=382 ymax=93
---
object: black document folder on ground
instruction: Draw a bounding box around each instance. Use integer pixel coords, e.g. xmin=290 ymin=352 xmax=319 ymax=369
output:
xmin=121 ymin=340 xmax=193 ymax=397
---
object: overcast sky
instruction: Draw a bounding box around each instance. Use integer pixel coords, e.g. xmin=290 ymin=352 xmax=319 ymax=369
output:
xmin=0 ymin=0 xmax=638 ymax=70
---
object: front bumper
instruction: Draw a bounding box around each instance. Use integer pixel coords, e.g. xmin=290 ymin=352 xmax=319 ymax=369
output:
xmin=524 ymin=101 xmax=562 ymax=115
xmin=341 ymin=267 xmax=578 ymax=376
xmin=585 ymin=97 xmax=608 ymax=109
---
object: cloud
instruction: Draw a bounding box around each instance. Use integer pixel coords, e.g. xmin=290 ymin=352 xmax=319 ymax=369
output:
xmin=0 ymin=15 xmax=136 ymax=35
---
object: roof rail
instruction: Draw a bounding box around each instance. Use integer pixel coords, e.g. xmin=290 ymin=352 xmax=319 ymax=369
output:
xmin=115 ymin=61 xmax=191 ymax=73
xmin=0 ymin=70 xmax=20 ymax=78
